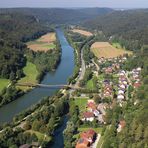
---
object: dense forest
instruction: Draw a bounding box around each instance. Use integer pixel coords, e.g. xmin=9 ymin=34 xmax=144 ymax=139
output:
xmin=84 ymin=9 xmax=148 ymax=50
xmin=0 ymin=8 xmax=113 ymax=24
xmin=0 ymin=93 xmax=69 ymax=147
xmin=0 ymin=12 xmax=48 ymax=79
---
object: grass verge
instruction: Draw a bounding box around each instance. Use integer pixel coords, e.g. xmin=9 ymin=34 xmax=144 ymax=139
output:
xmin=0 ymin=78 xmax=10 ymax=92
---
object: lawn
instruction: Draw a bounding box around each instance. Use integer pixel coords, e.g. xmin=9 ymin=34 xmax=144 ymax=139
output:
xmin=86 ymin=79 xmax=95 ymax=89
xmin=26 ymin=130 xmax=52 ymax=142
xmin=74 ymin=97 xmax=88 ymax=113
xmin=78 ymin=127 xmax=102 ymax=133
xmin=0 ymin=78 xmax=10 ymax=92
xmin=98 ymin=74 xmax=104 ymax=82
xmin=17 ymin=62 xmax=39 ymax=90
xmin=91 ymin=42 xmax=132 ymax=59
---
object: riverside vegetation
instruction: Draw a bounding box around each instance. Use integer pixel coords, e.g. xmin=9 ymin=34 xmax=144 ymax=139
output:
xmin=0 ymin=12 xmax=61 ymax=107
xmin=0 ymin=8 xmax=148 ymax=148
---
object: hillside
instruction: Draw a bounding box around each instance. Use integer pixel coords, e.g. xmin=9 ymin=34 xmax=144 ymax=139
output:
xmin=0 ymin=12 xmax=48 ymax=80
xmin=0 ymin=8 xmax=113 ymax=24
xmin=84 ymin=9 xmax=148 ymax=50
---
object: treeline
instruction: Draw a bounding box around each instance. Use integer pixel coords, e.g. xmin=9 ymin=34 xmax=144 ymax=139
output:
xmin=102 ymin=48 xmax=148 ymax=147
xmin=0 ymin=12 xmax=48 ymax=80
xmin=84 ymin=9 xmax=148 ymax=50
xmin=0 ymin=8 xmax=113 ymax=24
xmin=0 ymin=84 xmax=24 ymax=107
xmin=26 ymin=40 xmax=61 ymax=82
xmin=0 ymin=92 xmax=69 ymax=147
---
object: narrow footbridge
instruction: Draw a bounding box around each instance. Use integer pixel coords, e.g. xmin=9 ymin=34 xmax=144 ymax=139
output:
xmin=16 ymin=83 xmax=81 ymax=89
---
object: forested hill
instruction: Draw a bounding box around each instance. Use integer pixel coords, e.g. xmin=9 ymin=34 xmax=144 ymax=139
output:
xmin=84 ymin=9 xmax=148 ymax=50
xmin=0 ymin=12 xmax=48 ymax=80
xmin=0 ymin=8 xmax=113 ymax=24
xmin=0 ymin=12 xmax=48 ymax=42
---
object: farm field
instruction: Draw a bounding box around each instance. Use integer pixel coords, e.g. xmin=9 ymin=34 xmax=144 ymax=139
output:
xmin=27 ymin=32 xmax=56 ymax=52
xmin=17 ymin=62 xmax=39 ymax=90
xmin=71 ymin=29 xmax=93 ymax=37
xmin=0 ymin=78 xmax=10 ymax=92
xmin=91 ymin=42 xmax=132 ymax=59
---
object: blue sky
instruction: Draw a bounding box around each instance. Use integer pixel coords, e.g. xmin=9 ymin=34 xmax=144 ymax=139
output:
xmin=0 ymin=0 xmax=148 ymax=8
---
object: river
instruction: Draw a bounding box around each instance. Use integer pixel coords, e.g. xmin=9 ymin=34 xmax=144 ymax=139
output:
xmin=0 ymin=28 xmax=75 ymax=124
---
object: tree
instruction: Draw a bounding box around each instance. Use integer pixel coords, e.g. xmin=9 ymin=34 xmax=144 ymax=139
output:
xmin=94 ymin=95 xmax=102 ymax=104
xmin=135 ymin=124 xmax=143 ymax=141
xmin=32 ymin=120 xmax=41 ymax=131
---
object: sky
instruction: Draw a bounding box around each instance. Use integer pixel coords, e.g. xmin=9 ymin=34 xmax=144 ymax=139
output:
xmin=0 ymin=0 xmax=148 ymax=8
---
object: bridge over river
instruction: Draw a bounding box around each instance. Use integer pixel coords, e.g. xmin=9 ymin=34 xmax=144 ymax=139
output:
xmin=16 ymin=83 xmax=82 ymax=89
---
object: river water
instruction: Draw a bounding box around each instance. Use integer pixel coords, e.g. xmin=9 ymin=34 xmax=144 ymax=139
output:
xmin=0 ymin=28 xmax=75 ymax=124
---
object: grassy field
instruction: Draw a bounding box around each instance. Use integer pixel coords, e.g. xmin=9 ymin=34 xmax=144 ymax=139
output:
xmin=97 ymin=126 xmax=110 ymax=148
xmin=72 ymin=29 xmax=93 ymax=37
xmin=86 ymin=78 xmax=96 ymax=90
xmin=17 ymin=62 xmax=39 ymax=90
xmin=26 ymin=130 xmax=52 ymax=142
xmin=27 ymin=32 xmax=56 ymax=52
xmin=91 ymin=42 xmax=132 ymax=59
xmin=0 ymin=78 xmax=10 ymax=92
xmin=74 ymin=97 xmax=88 ymax=113
xmin=78 ymin=127 xmax=102 ymax=133
xmin=86 ymin=79 xmax=94 ymax=89
xmin=112 ymin=42 xmax=123 ymax=49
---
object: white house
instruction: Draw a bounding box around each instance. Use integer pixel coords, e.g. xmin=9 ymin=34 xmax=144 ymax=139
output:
xmin=117 ymin=94 xmax=125 ymax=100
xmin=118 ymin=90 xmax=125 ymax=95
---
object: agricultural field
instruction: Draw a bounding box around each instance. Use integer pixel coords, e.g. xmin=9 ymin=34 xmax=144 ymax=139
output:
xmin=27 ymin=33 xmax=56 ymax=52
xmin=0 ymin=78 xmax=10 ymax=92
xmin=91 ymin=42 xmax=132 ymax=59
xmin=71 ymin=29 xmax=93 ymax=37
xmin=17 ymin=62 xmax=39 ymax=90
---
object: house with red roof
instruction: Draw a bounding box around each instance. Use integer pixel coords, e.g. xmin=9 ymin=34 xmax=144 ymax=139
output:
xmin=117 ymin=120 xmax=126 ymax=132
xmin=82 ymin=112 xmax=94 ymax=122
xmin=76 ymin=129 xmax=96 ymax=148
xmin=133 ymin=81 xmax=141 ymax=88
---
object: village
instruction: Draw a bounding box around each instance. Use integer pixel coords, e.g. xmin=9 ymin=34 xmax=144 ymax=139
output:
xmin=71 ymin=55 xmax=142 ymax=148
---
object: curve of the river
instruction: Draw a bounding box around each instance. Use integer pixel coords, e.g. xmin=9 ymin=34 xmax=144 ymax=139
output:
xmin=0 ymin=28 xmax=75 ymax=124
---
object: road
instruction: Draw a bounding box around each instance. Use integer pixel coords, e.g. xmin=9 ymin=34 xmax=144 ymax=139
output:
xmin=75 ymin=46 xmax=86 ymax=86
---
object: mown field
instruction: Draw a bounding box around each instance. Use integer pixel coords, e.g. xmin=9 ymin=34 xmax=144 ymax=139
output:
xmin=27 ymin=33 xmax=56 ymax=52
xmin=0 ymin=78 xmax=10 ymax=92
xmin=17 ymin=62 xmax=39 ymax=90
xmin=91 ymin=42 xmax=132 ymax=59
xmin=71 ymin=29 xmax=93 ymax=37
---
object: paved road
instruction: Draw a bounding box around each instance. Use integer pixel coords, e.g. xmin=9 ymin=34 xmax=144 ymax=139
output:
xmin=75 ymin=47 xmax=86 ymax=86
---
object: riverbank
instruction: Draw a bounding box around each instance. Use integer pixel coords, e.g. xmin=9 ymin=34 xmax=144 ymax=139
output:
xmin=0 ymin=28 xmax=75 ymax=147
xmin=0 ymin=28 xmax=74 ymax=123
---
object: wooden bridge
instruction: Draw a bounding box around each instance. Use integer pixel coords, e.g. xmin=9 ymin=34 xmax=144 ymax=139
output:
xmin=16 ymin=83 xmax=81 ymax=89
